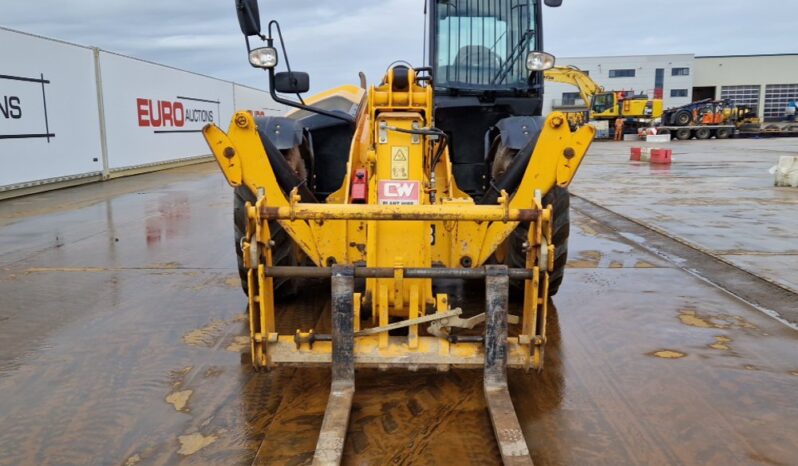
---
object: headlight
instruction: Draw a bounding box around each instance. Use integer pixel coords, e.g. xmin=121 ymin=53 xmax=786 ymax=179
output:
xmin=526 ymin=52 xmax=556 ymax=71
xmin=249 ymin=47 xmax=278 ymax=68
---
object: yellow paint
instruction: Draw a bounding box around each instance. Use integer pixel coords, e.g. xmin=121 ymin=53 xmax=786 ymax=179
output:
xmin=225 ymin=336 xmax=249 ymax=353
xmin=678 ymin=310 xmax=713 ymax=328
xmin=177 ymin=433 xmax=218 ymax=456
xmin=182 ymin=320 xmax=227 ymax=347
xmin=634 ymin=260 xmax=657 ymax=268
xmin=568 ymin=250 xmax=601 ymax=268
xmin=652 ymin=350 xmax=686 ymax=359
xmin=166 ymin=389 xmax=193 ymax=412
xmin=223 ymin=276 xmax=240 ymax=288
xmin=709 ymin=336 xmax=732 ymax=351
xmin=577 ymin=222 xmax=598 ymax=237
xmin=678 ymin=308 xmax=761 ymax=332
xmin=124 ymin=454 xmax=141 ymax=466
xmin=608 ymin=260 xmax=624 ymax=269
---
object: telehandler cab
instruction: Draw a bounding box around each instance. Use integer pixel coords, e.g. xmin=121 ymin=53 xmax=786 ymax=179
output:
xmin=203 ymin=0 xmax=593 ymax=463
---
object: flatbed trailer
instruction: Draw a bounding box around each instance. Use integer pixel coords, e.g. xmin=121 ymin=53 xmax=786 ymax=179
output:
xmin=649 ymin=121 xmax=798 ymax=141
xmin=652 ymin=125 xmax=736 ymax=140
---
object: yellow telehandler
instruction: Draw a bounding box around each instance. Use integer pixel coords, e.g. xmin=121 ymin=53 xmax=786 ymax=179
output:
xmin=203 ymin=1 xmax=593 ymax=463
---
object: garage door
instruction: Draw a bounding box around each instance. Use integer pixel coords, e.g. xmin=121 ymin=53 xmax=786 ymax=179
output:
xmin=764 ymin=84 xmax=798 ymax=121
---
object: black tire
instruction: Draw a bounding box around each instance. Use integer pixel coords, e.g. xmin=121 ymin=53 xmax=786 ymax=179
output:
xmin=507 ymin=186 xmax=570 ymax=296
xmin=234 ymin=186 xmax=299 ymax=297
xmin=695 ymin=127 xmax=711 ymax=140
xmin=657 ymin=128 xmax=671 ymax=136
xmin=716 ymin=128 xmax=731 ymax=139
xmin=675 ymin=128 xmax=692 ymax=140
xmin=674 ymin=110 xmax=692 ymax=126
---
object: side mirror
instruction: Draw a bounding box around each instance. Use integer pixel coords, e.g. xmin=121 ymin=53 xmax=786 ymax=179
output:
xmin=235 ymin=0 xmax=262 ymax=36
xmin=275 ymin=72 xmax=310 ymax=94
xmin=544 ymin=0 xmax=563 ymax=6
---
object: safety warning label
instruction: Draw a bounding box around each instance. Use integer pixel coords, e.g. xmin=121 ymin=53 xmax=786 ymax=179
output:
xmin=391 ymin=146 xmax=409 ymax=180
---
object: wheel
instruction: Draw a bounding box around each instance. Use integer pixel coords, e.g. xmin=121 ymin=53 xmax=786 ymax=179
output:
xmin=716 ymin=128 xmax=731 ymax=139
xmin=674 ymin=110 xmax=692 ymax=126
xmin=506 ymin=186 xmax=570 ymax=296
xmin=658 ymin=128 xmax=671 ymax=136
xmin=488 ymin=141 xmax=570 ymax=295
xmin=234 ymin=186 xmax=300 ymax=297
xmin=675 ymin=128 xmax=692 ymax=140
xmin=695 ymin=127 xmax=711 ymax=140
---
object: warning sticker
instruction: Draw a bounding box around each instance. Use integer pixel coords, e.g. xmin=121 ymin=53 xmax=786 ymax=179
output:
xmin=377 ymin=180 xmax=420 ymax=205
xmin=391 ymin=146 xmax=409 ymax=180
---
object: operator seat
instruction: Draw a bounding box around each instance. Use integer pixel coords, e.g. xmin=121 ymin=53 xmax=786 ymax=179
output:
xmin=452 ymin=45 xmax=502 ymax=85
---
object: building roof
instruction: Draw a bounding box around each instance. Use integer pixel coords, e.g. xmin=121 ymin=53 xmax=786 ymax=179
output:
xmin=696 ymin=53 xmax=798 ymax=59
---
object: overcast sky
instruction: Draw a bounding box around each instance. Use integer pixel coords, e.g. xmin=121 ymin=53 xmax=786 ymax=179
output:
xmin=3 ymin=0 xmax=795 ymax=93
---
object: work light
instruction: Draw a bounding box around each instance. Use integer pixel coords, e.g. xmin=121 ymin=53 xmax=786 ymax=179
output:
xmin=526 ymin=52 xmax=556 ymax=71
xmin=249 ymin=47 xmax=278 ymax=68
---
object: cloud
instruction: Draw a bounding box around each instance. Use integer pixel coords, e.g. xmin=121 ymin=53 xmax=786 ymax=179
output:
xmin=2 ymin=0 xmax=795 ymax=93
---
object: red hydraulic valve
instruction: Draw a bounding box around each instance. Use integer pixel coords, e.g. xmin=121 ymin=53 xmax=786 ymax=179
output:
xmin=350 ymin=169 xmax=368 ymax=203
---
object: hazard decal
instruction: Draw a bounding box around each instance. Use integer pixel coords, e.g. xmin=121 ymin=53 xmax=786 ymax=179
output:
xmin=391 ymin=146 xmax=409 ymax=180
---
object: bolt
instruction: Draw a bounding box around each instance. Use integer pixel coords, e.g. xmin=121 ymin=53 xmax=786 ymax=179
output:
xmin=235 ymin=114 xmax=249 ymax=128
xmin=550 ymin=116 xmax=564 ymax=128
xmin=460 ymin=256 xmax=473 ymax=268
xmin=563 ymin=147 xmax=576 ymax=159
xmin=223 ymin=146 xmax=236 ymax=159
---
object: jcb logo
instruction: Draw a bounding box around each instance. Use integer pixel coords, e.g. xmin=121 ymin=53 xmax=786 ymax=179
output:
xmin=378 ymin=181 xmax=419 ymax=205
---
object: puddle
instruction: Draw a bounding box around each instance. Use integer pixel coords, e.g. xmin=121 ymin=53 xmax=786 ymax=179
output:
xmin=651 ymin=350 xmax=687 ymax=359
xmin=177 ymin=432 xmax=218 ymax=455
xmin=166 ymin=389 xmax=193 ymax=412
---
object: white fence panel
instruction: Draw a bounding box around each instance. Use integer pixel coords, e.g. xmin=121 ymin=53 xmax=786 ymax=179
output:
xmin=99 ymin=51 xmax=235 ymax=171
xmin=233 ymin=84 xmax=287 ymax=119
xmin=0 ymin=28 xmax=103 ymax=188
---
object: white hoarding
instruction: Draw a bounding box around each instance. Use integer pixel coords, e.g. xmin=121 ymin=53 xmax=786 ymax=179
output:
xmin=0 ymin=28 xmax=103 ymax=188
xmin=99 ymin=51 xmax=235 ymax=170
xmin=233 ymin=84 xmax=287 ymax=119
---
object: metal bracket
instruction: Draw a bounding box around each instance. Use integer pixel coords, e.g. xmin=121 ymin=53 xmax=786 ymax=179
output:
xmin=313 ymin=265 xmax=355 ymax=465
xmin=428 ymin=312 xmax=520 ymax=338
xmin=484 ymin=265 xmax=533 ymax=465
xmin=355 ymin=308 xmax=462 ymax=336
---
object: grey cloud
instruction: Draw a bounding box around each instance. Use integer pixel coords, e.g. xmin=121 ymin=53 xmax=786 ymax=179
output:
xmin=2 ymin=0 xmax=795 ymax=93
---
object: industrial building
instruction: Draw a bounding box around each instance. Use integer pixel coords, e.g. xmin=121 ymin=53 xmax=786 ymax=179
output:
xmin=544 ymin=53 xmax=798 ymax=121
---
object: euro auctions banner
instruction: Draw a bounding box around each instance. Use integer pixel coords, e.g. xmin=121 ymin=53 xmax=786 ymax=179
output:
xmin=98 ymin=51 xmax=235 ymax=170
xmin=0 ymin=28 xmax=103 ymax=187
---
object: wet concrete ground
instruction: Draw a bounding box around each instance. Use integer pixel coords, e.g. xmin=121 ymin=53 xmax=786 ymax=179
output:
xmin=0 ymin=159 xmax=797 ymax=465
xmin=573 ymin=138 xmax=798 ymax=294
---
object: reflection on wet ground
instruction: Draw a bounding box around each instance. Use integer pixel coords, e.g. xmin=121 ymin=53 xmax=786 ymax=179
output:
xmin=0 ymin=163 xmax=796 ymax=465
xmin=574 ymin=138 xmax=798 ymax=293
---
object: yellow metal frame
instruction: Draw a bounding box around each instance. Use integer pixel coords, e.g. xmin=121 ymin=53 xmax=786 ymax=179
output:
xmin=203 ymin=68 xmax=594 ymax=371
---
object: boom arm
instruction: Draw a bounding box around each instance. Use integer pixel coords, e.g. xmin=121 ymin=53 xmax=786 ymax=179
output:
xmin=544 ymin=66 xmax=604 ymax=107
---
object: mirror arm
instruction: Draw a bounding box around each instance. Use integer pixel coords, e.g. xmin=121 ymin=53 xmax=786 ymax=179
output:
xmin=266 ymin=68 xmax=355 ymax=125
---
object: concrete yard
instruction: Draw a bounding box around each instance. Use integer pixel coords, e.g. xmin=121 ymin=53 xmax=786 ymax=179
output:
xmin=0 ymin=139 xmax=796 ymax=465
